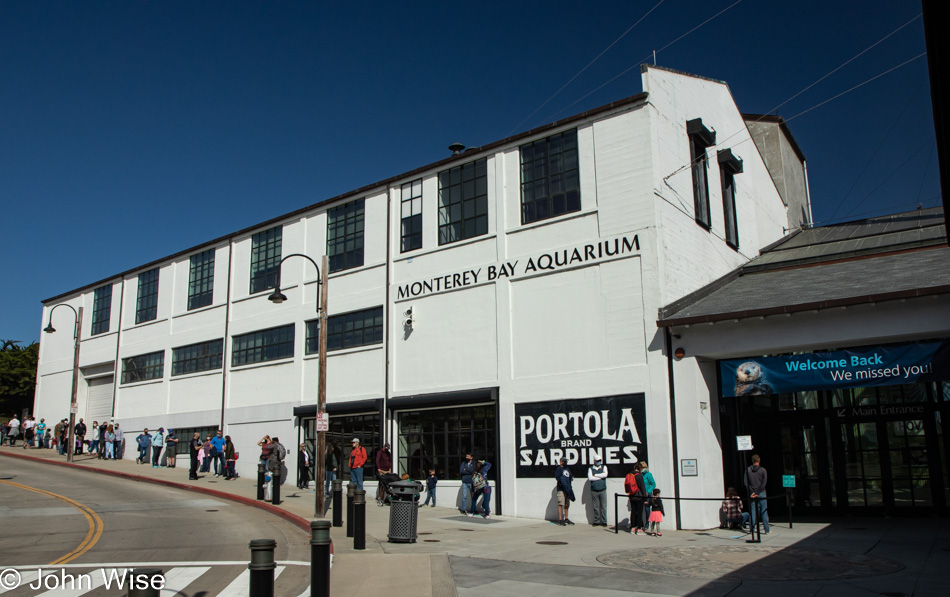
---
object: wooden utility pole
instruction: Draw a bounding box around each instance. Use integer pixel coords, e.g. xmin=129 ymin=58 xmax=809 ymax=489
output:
xmin=315 ymin=255 xmax=329 ymax=517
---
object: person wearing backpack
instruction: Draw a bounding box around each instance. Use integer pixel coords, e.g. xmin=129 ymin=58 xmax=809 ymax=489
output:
xmin=269 ymin=437 xmax=287 ymax=485
xmin=625 ymin=462 xmax=648 ymax=535
xmin=474 ymin=460 xmax=493 ymax=518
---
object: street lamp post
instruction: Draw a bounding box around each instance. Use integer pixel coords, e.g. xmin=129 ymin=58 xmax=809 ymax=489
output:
xmin=268 ymin=253 xmax=329 ymax=518
xmin=44 ymin=304 xmax=83 ymax=463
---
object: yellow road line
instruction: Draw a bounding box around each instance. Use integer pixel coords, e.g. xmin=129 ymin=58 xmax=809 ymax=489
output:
xmin=0 ymin=479 xmax=104 ymax=565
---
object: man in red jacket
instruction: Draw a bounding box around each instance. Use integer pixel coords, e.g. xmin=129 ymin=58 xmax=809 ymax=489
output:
xmin=349 ymin=438 xmax=367 ymax=489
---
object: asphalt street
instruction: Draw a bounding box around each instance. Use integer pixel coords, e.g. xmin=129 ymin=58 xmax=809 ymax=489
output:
xmin=0 ymin=458 xmax=311 ymax=596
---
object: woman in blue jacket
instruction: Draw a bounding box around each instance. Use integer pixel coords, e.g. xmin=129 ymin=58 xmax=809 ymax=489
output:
xmin=641 ymin=462 xmax=656 ymax=523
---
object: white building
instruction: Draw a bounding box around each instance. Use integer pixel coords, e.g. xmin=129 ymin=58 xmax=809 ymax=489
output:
xmin=35 ymin=66 xmax=809 ymax=527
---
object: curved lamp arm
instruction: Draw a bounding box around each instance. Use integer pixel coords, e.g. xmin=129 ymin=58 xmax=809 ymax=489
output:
xmin=44 ymin=303 xmax=80 ymax=339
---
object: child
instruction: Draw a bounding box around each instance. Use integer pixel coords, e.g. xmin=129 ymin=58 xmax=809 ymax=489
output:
xmin=647 ymin=488 xmax=664 ymax=536
xmin=423 ymin=468 xmax=438 ymax=507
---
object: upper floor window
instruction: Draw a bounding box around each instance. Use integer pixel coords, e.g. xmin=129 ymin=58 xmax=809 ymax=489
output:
xmin=91 ymin=285 xmax=112 ymax=336
xmin=172 ymin=338 xmax=223 ymax=376
xmin=400 ymin=180 xmax=423 ymax=253
xmin=328 ymin=199 xmax=364 ymax=273
xmin=687 ymin=118 xmax=716 ymax=229
xmin=306 ymin=306 xmax=383 ymax=354
xmin=232 ymin=324 xmax=294 ymax=367
xmin=520 ymin=129 xmax=580 ymax=224
xmin=250 ymin=226 xmax=282 ymax=294
xmin=718 ymin=149 xmax=743 ymax=250
xmin=135 ymin=268 xmax=160 ymax=324
xmin=188 ymin=249 xmax=215 ymax=310
xmin=121 ymin=350 xmax=164 ymax=384
xmin=438 ymin=159 xmax=487 ymax=245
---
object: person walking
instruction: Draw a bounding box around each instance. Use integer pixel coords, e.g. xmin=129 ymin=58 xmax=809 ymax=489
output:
xmin=423 ymin=468 xmax=438 ymax=507
xmin=224 ymin=435 xmax=237 ymax=480
xmin=625 ymin=463 xmax=647 ymax=535
xmin=459 ymin=453 xmax=476 ymax=516
xmin=641 ymin=462 xmax=656 ymax=526
xmin=210 ymin=430 xmax=226 ymax=477
xmin=555 ymin=457 xmax=575 ymax=526
xmin=189 ymin=432 xmax=201 ymax=480
xmin=136 ymin=428 xmax=151 ymax=464
xmin=588 ymin=457 xmax=609 ymax=526
xmin=164 ymin=429 xmax=178 ymax=468
xmin=744 ymin=454 xmax=770 ymax=535
xmin=348 ymin=438 xmax=367 ymax=490
xmin=151 ymin=428 xmax=165 ymax=467
xmin=298 ymin=443 xmax=311 ymax=489
xmin=375 ymin=443 xmax=393 ymax=505
xmin=324 ymin=441 xmax=339 ymax=495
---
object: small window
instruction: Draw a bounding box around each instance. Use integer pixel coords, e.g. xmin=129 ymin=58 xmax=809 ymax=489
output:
xmin=307 ymin=306 xmax=383 ymax=353
xmin=232 ymin=324 xmax=295 ymax=367
xmin=718 ymin=149 xmax=743 ymax=249
xmin=328 ymin=199 xmax=365 ymax=273
xmin=170 ymin=426 xmax=218 ymax=455
xmin=188 ymin=249 xmax=215 ymax=310
xmin=687 ymin=119 xmax=716 ymax=229
xmin=250 ymin=226 xmax=282 ymax=294
xmin=135 ymin=268 xmax=160 ymax=324
xmin=400 ymin=180 xmax=423 ymax=253
xmin=438 ymin=159 xmax=487 ymax=245
xmin=172 ymin=339 xmax=224 ymax=376
xmin=91 ymin=285 xmax=112 ymax=336
xmin=520 ymin=129 xmax=580 ymax=224
xmin=121 ymin=350 xmax=164 ymax=384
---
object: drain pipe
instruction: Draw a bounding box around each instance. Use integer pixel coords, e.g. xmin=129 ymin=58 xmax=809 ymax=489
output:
xmin=664 ymin=326 xmax=682 ymax=531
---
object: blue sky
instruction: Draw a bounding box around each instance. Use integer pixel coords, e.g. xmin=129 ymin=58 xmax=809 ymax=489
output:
xmin=0 ymin=1 xmax=938 ymax=345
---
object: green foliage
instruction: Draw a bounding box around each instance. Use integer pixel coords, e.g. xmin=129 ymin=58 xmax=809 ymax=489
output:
xmin=0 ymin=339 xmax=39 ymax=418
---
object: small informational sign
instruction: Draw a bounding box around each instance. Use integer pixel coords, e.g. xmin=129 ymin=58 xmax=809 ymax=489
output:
xmin=70 ymin=403 xmax=78 ymax=414
xmin=783 ymin=475 xmax=796 ymax=488
xmin=681 ymin=459 xmax=698 ymax=477
xmin=736 ymin=435 xmax=753 ymax=451
xmin=316 ymin=412 xmax=329 ymax=432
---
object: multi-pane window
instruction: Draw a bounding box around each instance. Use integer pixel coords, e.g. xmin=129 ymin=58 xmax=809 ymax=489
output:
xmin=718 ymin=149 xmax=743 ymax=250
xmin=327 ymin=199 xmax=365 ymax=273
xmin=307 ymin=306 xmax=383 ymax=353
xmin=171 ymin=339 xmax=224 ymax=376
xmin=121 ymin=350 xmax=164 ymax=384
xmin=188 ymin=249 xmax=215 ymax=310
xmin=304 ymin=413 xmax=381 ymax=481
xmin=520 ymin=129 xmax=580 ymax=224
xmin=91 ymin=285 xmax=112 ymax=336
xmin=135 ymin=268 xmax=160 ymax=325
xmin=169 ymin=426 xmax=218 ymax=455
xmin=400 ymin=180 xmax=423 ymax=253
xmin=438 ymin=159 xmax=488 ymax=245
xmin=231 ymin=324 xmax=294 ymax=367
xmin=250 ymin=226 xmax=282 ymax=294
xmin=397 ymin=405 xmax=497 ymax=481
xmin=687 ymin=118 xmax=716 ymax=229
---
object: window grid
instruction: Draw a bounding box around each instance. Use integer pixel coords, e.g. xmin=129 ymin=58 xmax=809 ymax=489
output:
xmin=307 ymin=307 xmax=383 ymax=354
xmin=172 ymin=339 xmax=224 ymax=376
xmin=170 ymin=426 xmax=218 ymax=455
xmin=438 ymin=159 xmax=488 ymax=245
xmin=231 ymin=324 xmax=295 ymax=367
xmin=520 ymin=129 xmax=580 ymax=224
xmin=121 ymin=350 xmax=164 ymax=384
xmin=397 ymin=406 xmax=497 ymax=481
xmin=188 ymin=249 xmax=215 ymax=310
xmin=400 ymin=179 xmax=423 ymax=253
xmin=690 ymin=135 xmax=711 ymax=228
xmin=304 ymin=414 xmax=381 ymax=481
xmin=135 ymin=268 xmax=160 ymax=325
xmin=327 ymin=199 xmax=365 ymax=273
xmin=250 ymin=226 xmax=282 ymax=294
xmin=91 ymin=285 xmax=112 ymax=336
xmin=722 ymin=169 xmax=738 ymax=248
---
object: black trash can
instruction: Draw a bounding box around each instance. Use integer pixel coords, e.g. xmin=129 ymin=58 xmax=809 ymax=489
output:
xmin=387 ymin=480 xmax=423 ymax=543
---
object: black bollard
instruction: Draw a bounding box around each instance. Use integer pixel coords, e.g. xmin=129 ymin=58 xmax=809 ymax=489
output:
xmin=310 ymin=520 xmax=332 ymax=597
xmin=272 ymin=466 xmax=281 ymax=505
xmin=346 ymin=483 xmax=355 ymax=538
xmin=257 ymin=463 xmax=266 ymax=501
xmin=332 ymin=479 xmax=343 ymax=527
xmin=353 ymin=489 xmax=366 ymax=550
xmin=248 ymin=539 xmax=277 ymax=597
xmin=128 ymin=568 xmax=162 ymax=597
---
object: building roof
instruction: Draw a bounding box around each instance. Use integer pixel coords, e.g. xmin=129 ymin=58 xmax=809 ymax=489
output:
xmin=657 ymin=208 xmax=949 ymax=326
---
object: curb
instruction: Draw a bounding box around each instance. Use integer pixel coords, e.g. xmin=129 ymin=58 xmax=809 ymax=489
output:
xmin=0 ymin=450 xmax=313 ymax=534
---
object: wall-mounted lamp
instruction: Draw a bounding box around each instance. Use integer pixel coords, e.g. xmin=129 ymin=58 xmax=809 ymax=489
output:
xmin=674 ymin=347 xmax=685 ymax=359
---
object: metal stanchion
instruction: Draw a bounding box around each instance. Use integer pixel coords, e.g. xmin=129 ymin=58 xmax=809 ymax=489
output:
xmin=332 ymin=479 xmax=343 ymax=527
xmin=353 ymin=489 xmax=366 ymax=550
xmin=786 ymin=490 xmax=794 ymax=529
xmin=746 ymin=497 xmax=761 ymax=544
xmin=272 ymin=466 xmax=281 ymax=505
xmin=248 ymin=539 xmax=277 ymax=597
xmin=310 ymin=520 xmax=331 ymax=597
xmin=346 ymin=483 xmax=355 ymax=538
xmin=128 ymin=568 xmax=162 ymax=597
xmin=257 ymin=463 xmax=266 ymax=501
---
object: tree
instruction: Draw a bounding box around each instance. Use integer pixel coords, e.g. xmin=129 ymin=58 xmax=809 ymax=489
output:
xmin=0 ymin=339 xmax=39 ymax=417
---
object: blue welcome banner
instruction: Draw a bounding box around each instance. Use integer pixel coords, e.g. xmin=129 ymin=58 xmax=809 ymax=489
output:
xmin=719 ymin=341 xmax=950 ymax=397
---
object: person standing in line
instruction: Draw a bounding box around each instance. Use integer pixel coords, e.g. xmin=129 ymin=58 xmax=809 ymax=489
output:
xmin=625 ymin=462 xmax=647 ymax=535
xmin=22 ymin=416 xmax=35 ymax=449
xmin=36 ymin=418 xmax=47 ymax=449
xmin=646 ymin=488 xmax=665 ymax=536
xmin=298 ymin=443 xmax=311 ymax=490
xmin=136 ymin=428 xmax=151 ymax=464
xmin=199 ymin=434 xmax=213 ymax=473
xmin=58 ymin=419 xmax=69 ymax=455
xmin=269 ymin=436 xmax=287 ymax=485
xmin=165 ymin=428 xmax=178 ymax=467
xmin=97 ymin=422 xmax=108 ymax=459
xmin=721 ymin=487 xmax=749 ymax=530
xmin=90 ymin=421 xmax=100 ymax=456
xmin=114 ymin=423 xmax=125 ymax=459
xmin=324 ymin=441 xmax=339 ymax=495
xmin=258 ymin=435 xmax=273 ymax=466
xmin=349 ymin=438 xmax=367 ymax=490
xmin=744 ymin=454 xmax=770 ymax=535
xmin=459 ymin=453 xmax=475 ymax=516
xmin=375 ymin=443 xmax=393 ymax=505
xmin=555 ymin=457 xmax=575 ymax=526
xmin=74 ymin=419 xmax=86 ymax=454
xmin=423 ymin=468 xmax=438 ymax=507
xmin=53 ymin=419 xmax=65 ymax=452
xmin=224 ymin=435 xmax=237 ymax=480
xmin=210 ymin=430 xmax=226 ymax=477
xmin=189 ymin=432 xmax=201 ymax=480
xmin=151 ymin=427 xmax=165 ymax=467
xmin=641 ymin=462 xmax=656 ymax=526
xmin=475 ymin=459 xmax=493 ymax=519
xmin=588 ymin=457 xmax=609 ymax=527
xmin=7 ymin=415 xmax=21 ymax=447
xmin=104 ymin=425 xmax=115 ymax=459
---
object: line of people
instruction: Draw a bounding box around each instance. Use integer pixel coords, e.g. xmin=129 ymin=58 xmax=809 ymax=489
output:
xmin=138 ymin=428 xmax=239 ymax=481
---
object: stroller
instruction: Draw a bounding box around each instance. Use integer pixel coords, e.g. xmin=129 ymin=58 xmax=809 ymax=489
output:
xmin=376 ymin=473 xmax=402 ymax=505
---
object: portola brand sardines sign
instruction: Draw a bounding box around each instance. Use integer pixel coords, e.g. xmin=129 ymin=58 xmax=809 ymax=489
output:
xmin=515 ymin=394 xmax=647 ymax=478
xmin=719 ymin=340 xmax=950 ymax=397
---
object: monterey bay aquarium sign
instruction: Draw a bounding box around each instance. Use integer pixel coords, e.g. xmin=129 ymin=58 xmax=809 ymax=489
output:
xmin=719 ymin=340 xmax=950 ymax=397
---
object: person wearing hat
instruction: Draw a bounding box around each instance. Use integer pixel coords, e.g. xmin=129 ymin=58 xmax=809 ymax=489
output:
xmin=375 ymin=442 xmax=393 ymax=505
xmin=349 ymin=438 xmax=367 ymax=489
xmin=588 ymin=456 xmax=609 ymax=526
xmin=555 ymin=457 xmax=575 ymax=526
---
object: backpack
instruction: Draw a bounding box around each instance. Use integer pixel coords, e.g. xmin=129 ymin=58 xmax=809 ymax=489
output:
xmin=472 ymin=472 xmax=486 ymax=492
xmin=625 ymin=472 xmax=645 ymax=497
xmin=277 ymin=443 xmax=287 ymax=461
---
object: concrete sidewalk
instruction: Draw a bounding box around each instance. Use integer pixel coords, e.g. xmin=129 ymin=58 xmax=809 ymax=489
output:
xmin=3 ymin=445 xmax=948 ymax=596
